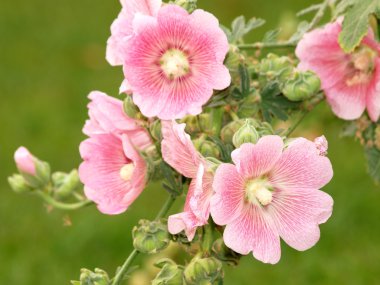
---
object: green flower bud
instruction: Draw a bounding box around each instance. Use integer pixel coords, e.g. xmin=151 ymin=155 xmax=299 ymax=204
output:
xmin=179 ymin=115 xmax=201 ymax=134
xmin=256 ymin=122 xmax=276 ymax=136
xmin=71 ymin=268 xmax=110 ymax=285
xmin=221 ymin=119 xmax=258 ymax=144
xmin=184 ymin=257 xmax=223 ymax=285
xmin=123 ymin=95 xmax=140 ymax=119
xmin=150 ymin=120 xmax=162 ymax=141
xmin=8 ymin=174 xmax=32 ymax=194
xmin=282 ymin=71 xmax=321 ymax=102
xmin=193 ymin=139 xmax=220 ymax=158
xmin=212 ymin=238 xmax=241 ymax=266
xmin=237 ymin=94 xmax=260 ymax=118
xmin=54 ymin=169 xmax=82 ymax=199
xmin=152 ymin=259 xmax=185 ymax=285
xmin=232 ymin=120 xmax=260 ymax=148
xmin=259 ymin=53 xmax=294 ymax=84
xmin=198 ymin=113 xmax=213 ymax=133
xmin=133 ymin=219 xmax=170 ymax=254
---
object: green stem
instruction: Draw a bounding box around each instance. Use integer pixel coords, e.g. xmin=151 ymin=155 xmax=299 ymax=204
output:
xmin=201 ymin=224 xmax=214 ymax=257
xmin=36 ymin=191 xmax=93 ymax=210
xmin=285 ymin=92 xmax=325 ymax=137
xmin=111 ymin=194 xmax=177 ymax=285
xmin=237 ymin=41 xmax=296 ymax=50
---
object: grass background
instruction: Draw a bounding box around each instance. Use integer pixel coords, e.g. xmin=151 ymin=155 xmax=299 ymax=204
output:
xmin=1 ymin=0 xmax=380 ymax=284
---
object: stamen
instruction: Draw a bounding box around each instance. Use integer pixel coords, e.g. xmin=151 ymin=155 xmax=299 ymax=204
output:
xmin=160 ymin=49 xmax=190 ymax=80
xmin=120 ymin=163 xmax=135 ymax=181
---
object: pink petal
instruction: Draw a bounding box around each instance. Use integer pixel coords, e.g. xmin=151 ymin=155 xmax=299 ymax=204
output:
xmin=161 ymin=120 xmax=202 ymax=178
xmin=270 ymin=138 xmax=333 ymax=191
xmin=268 ymin=188 xmax=333 ymax=251
xmin=231 ymin=135 xmax=284 ymax=178
xmin=223 ymin=205 xmax=281 ymax=264
xmin=366 ymin=58 xmax=380 ymax=122
xmin=210 ymin=164 xmax=245 ymax=225
xmin=168 ymin=211 xmax=198 ymax=241
xmin=14 ymin=147 xmax=36 ymax=176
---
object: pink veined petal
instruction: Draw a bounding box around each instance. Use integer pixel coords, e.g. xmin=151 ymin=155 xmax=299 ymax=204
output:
xmin=269 ymin=138 xmax=333 ymax=191
xmin=210 ymin=164 xmax=245 ymax=225
xmin=189 ymin=164 xmax=214 ymax=223
xmin=366 ymin=58 xmax=380 ymax=122
xmin=161 ymin=120 xmax=202 ymax=178
xmin=119 ymin=79 xmax=132 ymax=94
xmin=231 ymin=135 xmax=284 ymax=178
xmin=168 ymin=211 xmax=198 ymax=241
xmin=223 ymin=205 xmax=281 ymax=264
xmin=324 ymin=80 xmax=367 ymax=120
xmin=268 ymin=188 xmax=333 ymax=251
xmin=84 ymin=186 xmax=129 ymax=215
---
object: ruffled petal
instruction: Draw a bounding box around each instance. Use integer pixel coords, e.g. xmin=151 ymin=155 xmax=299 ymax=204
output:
xmin=231 ymin=135 xmax=284 ymax=178
xmin=223 ymin=205 xmax=281 ymax=264
xmin=210 ymin=164 xmax=245 ymax=225
xmin=270 ymin=138 xmax=333 ymax=191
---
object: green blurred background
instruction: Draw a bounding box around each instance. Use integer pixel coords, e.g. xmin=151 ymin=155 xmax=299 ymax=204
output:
xmin=1 ymin=0 xmax=380 ymax=284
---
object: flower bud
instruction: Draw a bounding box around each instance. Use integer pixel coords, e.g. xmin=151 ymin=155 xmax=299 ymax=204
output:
xmin=237 ymin=94 xmax=260 ymax=118
xmin=54 ymin=170 xmax=82 ymax=199
xmin=232 ymin=120 xmax=259 ymax=148
xmin=198 ymin=113 xmax=213 ymax=133
xmin=282 ymin=71 xmax=321 ymax=102
xmin=71 ymin=268 xmax=110 ymax=285
xmin=123 ymin=95 xmax=140 ymax=119
xmin=184 ymin=256 xmax=223 ymax=285
xmin=150 ymin=120 xmax=162 ymax=141
xmin=152 ymin=259 xmax=185 ymax=285
xmin=14 ymin=147 xmax=50 ymax=188
xmin=212 ymin=238 xmax=241 ymax=266
xmin=133 ymin=219 xmax=170 ymax=254
xmin=259 ymin=53 xmax=294 ymax=84
xmin=8 ymin=174 xmax=32 ymax=194
xmin=193 ymin=139 xmax=220 ymax=158
xmin=221 ymin=119 xmax=258 ymax=144
xmin=179 ymin=115 xmax=201 ymax=134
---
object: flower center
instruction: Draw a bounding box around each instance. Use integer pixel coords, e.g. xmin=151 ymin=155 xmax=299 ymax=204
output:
xmin=119 ymin=163 xmax=135 ymax=181
xmin=346 ymin=46 xmax=377 ymax=86
xmin=160 ymin=48 xmax=190 ymax=80
xmin=245 ymin=179 xmax=273 ymax=206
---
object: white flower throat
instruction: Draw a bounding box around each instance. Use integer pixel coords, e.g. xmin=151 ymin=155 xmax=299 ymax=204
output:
xmin=245 ymin=179 xmax=273 ymax=206
xmin=346 ymin=46 xmax=377 ymax=86
xmin=120 ymin=163 xmax=135 ymax=181
xmin=160 ymin=48 xmax=190 ymax=80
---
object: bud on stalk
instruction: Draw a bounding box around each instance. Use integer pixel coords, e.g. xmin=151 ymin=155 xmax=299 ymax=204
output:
xmin=232 ymin=120 xmax=260 ymax=148
xmin=184 ymin=256 xmax=223 ymax=285
xmin=282 ymin=71 xmax=321 ymax=102
xmin=133 ymin=219 xmax=170 ymax=254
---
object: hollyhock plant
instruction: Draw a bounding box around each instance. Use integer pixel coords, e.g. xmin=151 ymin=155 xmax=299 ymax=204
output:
xmin=296 ymin=20 xmax=380 ymax=122
xmin=122 ymin=5 xmax=231 ymax=119
xmin=14 ymin=147 xmax=36 ymax=175
xmin=210 ymin=135 xmax=333 ymax=264
xmin=79 ymin=133 xmax=147 ymax=215
xmin=161 ymin=120 xmax=214 ymax=240
xmin=106 ymin=0 xmax=162 ymax=66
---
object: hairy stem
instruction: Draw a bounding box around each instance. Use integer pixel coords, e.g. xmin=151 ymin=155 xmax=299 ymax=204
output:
xmin=111 ymin=194 xmax=177 ymax=285
xmin=36 ymin=191 xmax=93 ymax=210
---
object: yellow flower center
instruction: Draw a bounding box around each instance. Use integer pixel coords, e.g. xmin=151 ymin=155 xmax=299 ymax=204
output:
xmin=119 ymin=163 xmax=135 ymax=181
xmin=346 ymin=46 xmax=377 ymax=86
xmin=245 ymin=179 xmax=273 ymax=206
xmin=160 ymin=49 xmax=190 ymax=80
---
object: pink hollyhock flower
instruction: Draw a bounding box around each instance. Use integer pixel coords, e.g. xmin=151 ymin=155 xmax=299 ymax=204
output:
xmin=123 ymin=5 xmax=231 ymax=119
xmin=210 ymin=135 xmax=333 ymax=264
xmin=14 ymin=147 xmax=36 ymax=175
xmin=161 ymin=120 xmax=214 ymax=240
xmin=106 ymin=0 xmax=162 ymax=66
xmin=83 ymin=91 xmax=152 ymax=150
xmin=79 ymin=133 xmax=147 ymax=215
xmin=296 ymin=20 xmax=380 ymax=121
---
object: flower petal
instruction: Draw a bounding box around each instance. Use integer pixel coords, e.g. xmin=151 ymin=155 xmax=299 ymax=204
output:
xmin=231 ymin=135 xmax=284 ymax=178
xmin=366 ymin=58 xmax=380 ymax=122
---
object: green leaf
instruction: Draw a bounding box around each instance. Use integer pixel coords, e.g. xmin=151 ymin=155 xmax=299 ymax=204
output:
xmin=229 ymin=16 xmax=265 ymax=42
xmin=297 ymin=3 xmax=322 ymax=17
xmin=365 ymin=146 xmax=380 ymax=184
xmin=260 ymin=83 xmax=299 ymax=122
xmin=238 ymin=64 xmax=250 ymax=97
xmin=289 ymin=21 xmax=310 ymax=42
xmin=262 ymin=28 xmax=281 ymax=43
xmin=338 ymin=0 xmax=380 ymax=52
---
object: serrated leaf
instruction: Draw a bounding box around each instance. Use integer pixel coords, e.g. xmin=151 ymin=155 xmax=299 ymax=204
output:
xmin=297 ymin=4 xmax=322 ymax=17
xmin=365 ymin=147 xmax=380 ymax=184
xmin=338 ymin=0 xmax=380 ymax=52
xmin=334 ymin=0 xmax=355 ymax=17
xmin=289 ymin=21 xmax=310 ymax=42
xmin=229 ymin=16 xmax=265 ymax=42
xmin=220 ymin=24 xmax=232 ymax=41
xmin=244 ymin=17 xmax=266 ymax=33
xmin=260 ymin=83 xmax=299 ymax=122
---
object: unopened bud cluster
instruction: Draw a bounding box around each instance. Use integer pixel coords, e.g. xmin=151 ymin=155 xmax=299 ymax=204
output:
xmin=133 ymin=219 xmax=170 ymax=254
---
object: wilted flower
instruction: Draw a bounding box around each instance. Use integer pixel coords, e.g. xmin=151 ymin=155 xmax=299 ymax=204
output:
xmin=161 ymin=121 xmax=214 ymax=240
xmin=210 ymin=135 xmax=333 ymax=264
xmin=296 ymin=19 xmax=380 ymax=121
xmin=122 ymin=5 xmax=231 ymax=119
